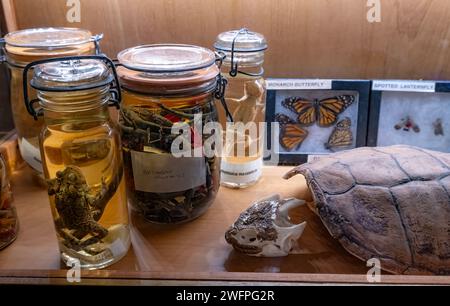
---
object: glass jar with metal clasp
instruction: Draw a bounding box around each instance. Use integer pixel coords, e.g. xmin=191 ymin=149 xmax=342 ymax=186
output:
xmin=0 ymin=28 xmax=103 ymax=183
xmin=116 ymin=44 xmax=228 ymax=224
xmin=214 ymin=28 xmax=268 ymax=189
xmin=23 ymin=55 xmax=130 ymax=269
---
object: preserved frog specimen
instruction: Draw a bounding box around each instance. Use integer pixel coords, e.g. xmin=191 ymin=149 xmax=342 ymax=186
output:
xmin=47 ymin=165 xmax=121 ymax=254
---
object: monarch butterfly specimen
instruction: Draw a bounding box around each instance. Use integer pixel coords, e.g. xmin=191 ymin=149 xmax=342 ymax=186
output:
xmin=282 ymin=95 xmax=355 ymax=127
xmin=325 ymin=117 xmax=353 ymax=151
xmin=275 ymin=113 xmax=309 ymax=151
xmin=394 ymin=116 xmax=420 ymax=133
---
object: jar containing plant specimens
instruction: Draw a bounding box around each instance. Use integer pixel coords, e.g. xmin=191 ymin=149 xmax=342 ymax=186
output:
xmin=24 ymin=56 xmax=130 ymax=269
xmin=0 ymin=27 xmax=102 ymax=181
xmin=0 ymin=154 xmax=18 ymax=250
xmin=214 ymin=29 xmax=268 ymax=188
xmin=117 ymin=44 xmax=223 ymax=224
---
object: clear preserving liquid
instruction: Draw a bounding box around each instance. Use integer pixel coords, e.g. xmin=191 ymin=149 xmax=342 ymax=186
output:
xmin=41 ymin=119 xmax=130 ymax=269
xmin=220 ymin=73 xmax=266 ymax=188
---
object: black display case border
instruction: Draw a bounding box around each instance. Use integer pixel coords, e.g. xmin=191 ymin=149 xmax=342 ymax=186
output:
xmin=367 ymin=80 xmax=450 ymax=146
xmin=264 ymin=79 xmax=371 ymax=165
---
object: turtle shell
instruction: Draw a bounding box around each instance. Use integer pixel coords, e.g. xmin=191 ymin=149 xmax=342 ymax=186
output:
xmin=284 ymin=145 xmax=450 ymax=275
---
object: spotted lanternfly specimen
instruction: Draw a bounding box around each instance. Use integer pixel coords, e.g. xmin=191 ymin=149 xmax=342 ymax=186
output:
xmin=394 ymin=116 xmax=420 ymax=133
xmin=433 ymin=118 xmax=444 ymax=136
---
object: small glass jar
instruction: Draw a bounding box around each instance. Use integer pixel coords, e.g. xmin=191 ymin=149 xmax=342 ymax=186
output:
xmin=24 ymin=56 xmax=130 ymax=269
xmin=0 ymin=28 xmax=102 ymax=181
xmin=117 ymin=44 xmax=222 ymax=224
xmin=0 ymin=153 xmax=18 ymax=250
xmin=214 ymin=29 xmax=268 ymax=189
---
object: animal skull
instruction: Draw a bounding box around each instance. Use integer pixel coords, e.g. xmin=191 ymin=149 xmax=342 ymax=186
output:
xmin=225 ymin=194 xmax=307 ymax=257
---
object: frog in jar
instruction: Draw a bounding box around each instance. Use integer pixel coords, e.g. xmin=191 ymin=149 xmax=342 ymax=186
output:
xmin=47 ymin=165 xmax=121 ymax=254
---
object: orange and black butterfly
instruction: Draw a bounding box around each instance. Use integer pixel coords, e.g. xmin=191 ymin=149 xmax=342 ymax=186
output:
xmin=282 ymin=95 xmax=355 ymax=127
xmin=275 ymin=114 xmax=309 ymax=151
xmin=325 ymin=117 xmax=353 ymax=151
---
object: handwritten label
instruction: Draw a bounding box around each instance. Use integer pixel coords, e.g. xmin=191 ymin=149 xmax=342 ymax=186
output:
xmin=267 ymin=79 xmax=332 ymax=90
xmin=110 ymin=236 xmax=129 ymax=258
xmin=372 ymin=80 xmax=436 ymax=92
xmin=131 ymin=151 xmax=206 ymax=193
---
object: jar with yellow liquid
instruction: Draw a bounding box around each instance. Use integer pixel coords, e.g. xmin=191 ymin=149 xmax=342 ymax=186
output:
xmin=0 ymin=28 xmax=102 ymax=182
xmin=214 ymin=29 xmax=268 ymax=188
xmin=23 ymin=56 xmax=130 ymax=269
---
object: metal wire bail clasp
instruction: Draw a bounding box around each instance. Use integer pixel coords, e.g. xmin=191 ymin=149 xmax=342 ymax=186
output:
xmin=22 ymin=55 xmax=122 ymax=120
xmin=0 ymin=38 xmax=6 ymax=63
xmin=90 ymin=33 xmax=104 ymax=55
xmin=229 ymin=28 xmax=248 ymax=77
xmin=215 ymin=50 xmax=226 ymax=69
xmin=214 ymin=51 xmax=233 ymax=122
xmin=227 ymin=28 xmax=265 ymax=78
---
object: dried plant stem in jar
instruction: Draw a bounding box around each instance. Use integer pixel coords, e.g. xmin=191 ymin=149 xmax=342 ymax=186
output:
xmin=120 ymin=96 xmax=219 ymax=223
xmin=117 ymin=44 xmax=222 ymax=224
xmin=0 ymin=154 xmax=18 ymax=250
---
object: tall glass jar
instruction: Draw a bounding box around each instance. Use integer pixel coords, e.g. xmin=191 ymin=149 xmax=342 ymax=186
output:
xmin=0 ymin=153 xmax=18 ymax=250
xmin=24 ymin=56 xmax=130 ymax=269
xmin=117 ymin=44 xmax=222 ymax=224
xmin=214 ymin=29 xmax=268 ymax=189
xmin=0 ymin=28 xmax=102 ymax=182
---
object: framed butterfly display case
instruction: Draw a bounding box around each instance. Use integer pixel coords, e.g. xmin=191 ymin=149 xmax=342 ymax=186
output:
xmin=264 ymin=79 xmax=370 ymax=165
xmin=368 ymin=80 xmax=450 ymax=152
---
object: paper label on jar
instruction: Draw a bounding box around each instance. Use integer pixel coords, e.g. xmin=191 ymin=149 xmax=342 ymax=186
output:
xmin=372 ymin=80 xmax=436 ymax=92
xmin=109 ymin=236 xmax=129 ymax=258
xmin=266 ymin=79 xmax=332 ymax=90
xmin=307 ymin=154 xmax=328 ymax=163
xmin=220 ymin=158 xmax=263 ymax=185
xmin=131 ymin=151 xmax=206 ymax=193
xmin=19 ymin=137 xmax=43 ymax=174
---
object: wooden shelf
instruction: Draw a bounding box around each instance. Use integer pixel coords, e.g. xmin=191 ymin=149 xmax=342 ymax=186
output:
xmin=1 ymin=165 xmax=449 ymax=285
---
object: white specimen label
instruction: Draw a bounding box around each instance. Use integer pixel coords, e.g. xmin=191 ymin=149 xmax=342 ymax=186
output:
xmin=221 ymin=158 xmax=263 ymax=184
xmin=372 ymin=80 xmax=436 ymax=92
xmin=307 ymin=154 xmax=328 ymax=163
xmin=19 ymin=137 xmax=43 ymax=174
xmin=131 ymin=151 xmax=206 ymax=193
xmin=109 ymin=237 xmax=128 ymax=258
xmin=266 ymin=78 xmax=332 ymax=90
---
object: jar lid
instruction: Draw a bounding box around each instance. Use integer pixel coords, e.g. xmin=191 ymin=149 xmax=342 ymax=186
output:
xmin=4 ymin=27 xmax=93 ymax=48
xmin=117 ymin=44 xmax=216 ymax=73
xmin=31 ymin=59 xmax=113 ymax=91
xmin=214 ymin=29 xmax=267 ymax=52
xmin=117 ymin=44 xmax=219 ymax=94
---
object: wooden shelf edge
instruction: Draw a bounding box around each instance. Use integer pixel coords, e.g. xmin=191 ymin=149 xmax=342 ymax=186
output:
xmin=1 ymin=270 xmax=449 ymax=285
